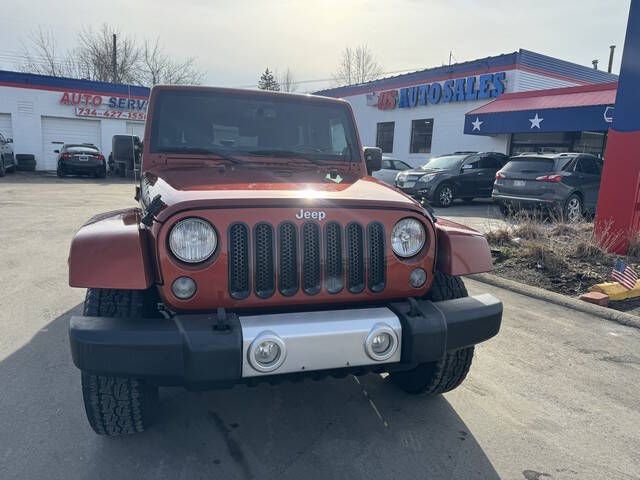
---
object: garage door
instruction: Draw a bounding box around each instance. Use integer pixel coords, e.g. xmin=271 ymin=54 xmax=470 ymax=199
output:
xmin=126 ymin=121 xmax=145 ymax=140
xmin=41 ymin=117 xmax=101 ymax=170
xmin=0 ymin=113 xmax=12 ymax=139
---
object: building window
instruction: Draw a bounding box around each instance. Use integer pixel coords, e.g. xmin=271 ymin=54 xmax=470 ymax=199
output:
xmin=410 ymin=119 xmax=434 ymax=154
xmin=376 ymin=122 xmax=395 ymax=153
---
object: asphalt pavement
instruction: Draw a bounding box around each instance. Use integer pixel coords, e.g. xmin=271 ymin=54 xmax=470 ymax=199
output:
xmin=1 ymin=172 xmax=638 ymax=480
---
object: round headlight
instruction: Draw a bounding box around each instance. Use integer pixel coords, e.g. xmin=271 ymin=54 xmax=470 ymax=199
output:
xmin=391 ymin=218 xmax=426 ymax=258
xmin=169 ymin=218 xmax=217 ymax=263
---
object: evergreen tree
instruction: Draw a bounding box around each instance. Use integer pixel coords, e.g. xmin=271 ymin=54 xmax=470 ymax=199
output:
xmin=258 ymin=68 xmax=280 ymax=91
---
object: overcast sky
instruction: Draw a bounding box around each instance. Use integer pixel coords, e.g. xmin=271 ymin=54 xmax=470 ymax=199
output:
xmin=0 ymin=0 xmax=631 ymax=90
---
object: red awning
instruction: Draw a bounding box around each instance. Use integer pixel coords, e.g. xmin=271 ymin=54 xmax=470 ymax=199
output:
xmin=468 ymin=82 xmax=617 ymax=115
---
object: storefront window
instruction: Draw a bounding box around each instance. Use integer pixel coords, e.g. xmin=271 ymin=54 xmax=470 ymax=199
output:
xmin=410 ymin=119 xmax=434 ymax=154
xmin=510 ymin=131 xmax=606 ymax=157
xmin=376 ymin=122 xmax=395 ymax=153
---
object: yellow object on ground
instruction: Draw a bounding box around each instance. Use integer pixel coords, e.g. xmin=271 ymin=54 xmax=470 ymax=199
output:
xmin=589 ymin=281 xmax=640 ymax=301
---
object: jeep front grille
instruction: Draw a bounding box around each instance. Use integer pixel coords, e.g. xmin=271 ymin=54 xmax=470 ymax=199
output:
xmin=228 ymin=221 xmax=386 ymax=299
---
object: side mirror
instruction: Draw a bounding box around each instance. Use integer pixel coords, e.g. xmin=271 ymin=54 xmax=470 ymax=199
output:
xmin=363 ymin=147 xmax=382 ymax=175
xmin=6 ymin=138 xmax=12 ymax=143
xmin=54 ymin=149 xmax=60 ymax=154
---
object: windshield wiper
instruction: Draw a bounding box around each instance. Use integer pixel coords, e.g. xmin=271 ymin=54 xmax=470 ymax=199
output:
xmin=247 ymin=149 xmax=325 ymax=166
xmin=161 ymin=146 xmax=246 ymax=165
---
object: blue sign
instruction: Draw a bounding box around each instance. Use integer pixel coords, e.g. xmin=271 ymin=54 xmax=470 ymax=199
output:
xmin=397 ymin=72 xmax=506 ymax=109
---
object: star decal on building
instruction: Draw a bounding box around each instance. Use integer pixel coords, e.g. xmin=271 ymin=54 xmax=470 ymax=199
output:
xmin=529 ymin=113 xmax=544 ymax=129
xmin=471 ymin=117 xmax=483 ymax=131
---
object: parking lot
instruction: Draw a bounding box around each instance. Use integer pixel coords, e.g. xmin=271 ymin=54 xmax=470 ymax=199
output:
xmin=1 ymin=172 xmax=639 ymax=480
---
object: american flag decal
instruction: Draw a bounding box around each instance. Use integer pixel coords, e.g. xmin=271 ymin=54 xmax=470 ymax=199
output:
xmin=611 ymin=258 xmax=638 ymax=290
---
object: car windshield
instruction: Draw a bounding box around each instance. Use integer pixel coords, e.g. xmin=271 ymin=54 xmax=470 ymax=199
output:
xmin=149 ymin=90 xmax=358 ymax=162
xmin=421 ymin=155 xmax=466 ymax=170
xmin=503 ymin=156 xmax=572 ymax=173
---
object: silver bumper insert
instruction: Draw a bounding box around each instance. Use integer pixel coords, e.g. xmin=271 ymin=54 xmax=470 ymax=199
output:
xmin=239 ymin=307 xmax=402 ymax=377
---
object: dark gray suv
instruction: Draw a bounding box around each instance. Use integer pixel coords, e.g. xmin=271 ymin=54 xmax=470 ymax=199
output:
xmin=492 ymin=153 xmax=603 ymax=222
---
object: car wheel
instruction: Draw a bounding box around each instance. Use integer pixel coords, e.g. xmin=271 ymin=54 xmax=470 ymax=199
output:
xmin=0 ymin=157 xmax=5 ymax=177
xmin=56 ymin=164 xmax=65 ymax=178
xmin=390 ymin=272 xmax=474 ymax=395
xmin=563 ymin=194 xmax=583 ymax=223
xmin=95 ymin=166 xmax=107 ymax=178
xmin=80 ymin=288 xmax=159 ymax=435
xmin=434 ymin=184 xmax=454 ymax=208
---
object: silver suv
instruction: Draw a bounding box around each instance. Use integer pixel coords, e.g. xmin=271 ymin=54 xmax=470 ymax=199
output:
xmin=492 ymin=153 xmax=603 ymax=222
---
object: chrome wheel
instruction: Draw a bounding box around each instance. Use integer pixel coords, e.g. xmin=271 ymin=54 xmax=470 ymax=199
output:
xmin=438 ymin=186 xmax=453 ymax=207
xmin=565 ymin=195 xmax=583 ymax=223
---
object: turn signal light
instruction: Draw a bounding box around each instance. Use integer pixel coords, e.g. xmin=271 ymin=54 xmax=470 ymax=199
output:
xmin=536 ymin=174 xmax=563 ymax=183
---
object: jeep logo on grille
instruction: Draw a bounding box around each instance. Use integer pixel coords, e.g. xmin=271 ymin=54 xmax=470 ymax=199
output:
xmin=295 ymin=209 xmax=326 ymax=221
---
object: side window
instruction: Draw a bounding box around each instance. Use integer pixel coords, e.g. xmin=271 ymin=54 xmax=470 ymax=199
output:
xmin=576 ymin=157 xmax=599 ymax=175
xmin=0 ymin=133 xmax=5 ymax=143
xmin=381 ymin=160 xmax=392 ymax=170
xmin=393 ymin=161 xmax=411 ymax=171
xmin=463 ymin=155 xmax=481 ymax=170
xmin=479 ymin=156 xmax=499 ymax=169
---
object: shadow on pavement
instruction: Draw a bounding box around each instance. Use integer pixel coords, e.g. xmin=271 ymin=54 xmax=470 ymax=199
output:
xmin=0 ymin=306 xmax=500 ymax=480
xmin=1 ymin=171 xmax=134 ymax=186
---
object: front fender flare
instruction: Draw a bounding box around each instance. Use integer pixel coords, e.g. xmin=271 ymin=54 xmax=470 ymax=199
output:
xmin=69 ymin=208 xmax=155 ymax=289
xmin=435 ymin=218 xmax=493 ymax=276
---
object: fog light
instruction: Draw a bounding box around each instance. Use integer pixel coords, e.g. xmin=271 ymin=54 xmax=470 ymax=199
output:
xmin=171 ymin=276 xmax=196 ymax=299
xmin=248 ymin=332 xmax=286 ymax=372
xmin=409 ymin=268 xmax=427 ymax=288
xmin=365 ymin=324 xmax=398 ymax=361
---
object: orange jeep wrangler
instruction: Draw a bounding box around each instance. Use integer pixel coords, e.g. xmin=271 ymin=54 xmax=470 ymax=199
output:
xmin=68 ymin=86 xmax=502 ymax=435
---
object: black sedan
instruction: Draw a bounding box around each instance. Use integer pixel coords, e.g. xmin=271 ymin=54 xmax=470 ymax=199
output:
xmin=395 ymin=152 xmax=508 ymax=207
xmin=56 ymin=144 xmax=107 ymax=178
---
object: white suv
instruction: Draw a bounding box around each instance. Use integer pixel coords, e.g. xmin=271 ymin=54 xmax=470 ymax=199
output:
xmin=0 ymin=132 xmax=15 ymax=177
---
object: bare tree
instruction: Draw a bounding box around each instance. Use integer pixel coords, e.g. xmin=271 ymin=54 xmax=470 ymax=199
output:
xmin=140 ymin=38 xmax=203 ymax=85
xmin=278 ymin=68 xmax=297 ymax=92
xmin=333 ymin=45 xmax=383 ymax=86
xmin=19 ymin=27 xmax=76 ymax=77
xmin=19 ymin=25 xmax=204 ymax=86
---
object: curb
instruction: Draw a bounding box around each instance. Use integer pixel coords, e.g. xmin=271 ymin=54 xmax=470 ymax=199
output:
xmin=467 ymin=272 xmax=640 ymax=330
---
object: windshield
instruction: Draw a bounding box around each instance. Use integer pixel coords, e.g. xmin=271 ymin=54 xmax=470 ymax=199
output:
xmin=421 ymin=155 xmax=466 ymax=170
xmin=503 ymin=157 xmax=572 ymax=173
xmin=149 ymin=90 xmax=358 ymax=162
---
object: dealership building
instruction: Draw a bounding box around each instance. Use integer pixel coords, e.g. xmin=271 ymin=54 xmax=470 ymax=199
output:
xmin=0 ymin=70 xmax=149 ymax=171
xmin=316 ymin=49 xmax=618 ymax=166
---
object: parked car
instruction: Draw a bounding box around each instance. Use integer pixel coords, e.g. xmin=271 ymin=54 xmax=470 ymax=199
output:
xmin=67 ymin=85 xmax=502 ymax=435
xmin=0 ymin=131 xmax=16 ymax=177
xmin=56 ymin=144 xmax=107 ymax=178
xmin=395 ymin=152 xmax=509 ymax=207
xmin=492 ymin=152 xmax=603 ymax=222
xmin=372 ymin=155 xmax=412 ymax=185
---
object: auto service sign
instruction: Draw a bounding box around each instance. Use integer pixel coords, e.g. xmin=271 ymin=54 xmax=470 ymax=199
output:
xmin=59 ymin=91 xmax=148 ymax=122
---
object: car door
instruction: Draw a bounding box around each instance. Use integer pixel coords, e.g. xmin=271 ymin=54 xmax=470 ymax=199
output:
xmin=573 ymin=155 xmax=601 ymax=210
xmin=477 ymin=155 xmax=502 ymax=195
xmin=458 ymin=155 xmax=482 ymax=196
xmin=373 ymin=159 xmax=396 ymax=184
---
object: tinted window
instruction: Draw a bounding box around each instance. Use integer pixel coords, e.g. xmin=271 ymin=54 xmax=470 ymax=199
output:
xmin=575 ymin=156 xmax=599 ymax=175
xmin=381 ymin=160 xmax=393 ymax=169
xmin=393 ymin=160 xmax=411 ymax=170
xmin=410 ymin=119 xmax=434 ymax=154
xmin=422 ymin=155 xmax=466 ymax=170
xmin=503 ymin=157 xmax=557 ymax=173
xmin=65 ymin=146 xmax=99 ymax=153
xmin=479 ymin=156 xmax=500 ymax=169
xmin=463 ymin=155 xmax=481 ymax=169
xmin=150 ymin=90 xmax=358 ymax=162
xmin=376 ymin=122 xmax=394 ymax=153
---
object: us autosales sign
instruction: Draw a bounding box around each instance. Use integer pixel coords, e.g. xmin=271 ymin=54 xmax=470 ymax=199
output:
xmin=368 ymin=71 xmax=507 ymax=110
xmin=59 ymin=91 xmax=148 ymax=122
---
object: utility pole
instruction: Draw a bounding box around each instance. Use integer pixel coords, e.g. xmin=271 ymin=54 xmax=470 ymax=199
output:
xmin=608 ymin=45 xmax=616 ymax=73
xmin=112 ymin=33 xmax=117 ymax=83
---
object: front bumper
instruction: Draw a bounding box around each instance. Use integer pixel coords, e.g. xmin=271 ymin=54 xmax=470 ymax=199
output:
xmin=69 ymin=294 xmax=502 ymax=387
xmin=396 ymin=182 xmax=433 ymax=199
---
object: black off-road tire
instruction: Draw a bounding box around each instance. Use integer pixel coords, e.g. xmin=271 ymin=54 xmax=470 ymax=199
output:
xmin=80 ymin=288 xmax=159 ymax=436
xmin=390 ymin=272 xmax=474 ymax=395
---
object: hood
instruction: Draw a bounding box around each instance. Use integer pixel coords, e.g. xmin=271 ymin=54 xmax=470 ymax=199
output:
xmin=141 ymin=165 xmax=424 ymax=222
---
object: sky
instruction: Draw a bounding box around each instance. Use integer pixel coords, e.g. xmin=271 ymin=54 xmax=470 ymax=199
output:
xmin=0 ymin=0 xmax=632 ymax=90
